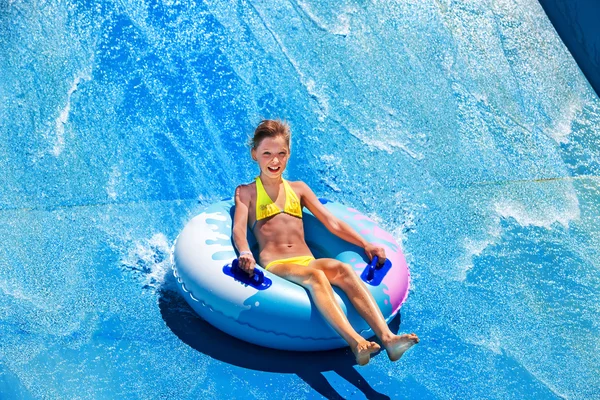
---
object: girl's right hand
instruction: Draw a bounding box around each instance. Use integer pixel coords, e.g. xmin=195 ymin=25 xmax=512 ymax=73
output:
xmin=239 ymin=252 xmax=256 ymax=276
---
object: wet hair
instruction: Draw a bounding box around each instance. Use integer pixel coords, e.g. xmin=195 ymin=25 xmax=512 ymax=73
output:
xmin=249 ymin=119 xmax=291 ymax=149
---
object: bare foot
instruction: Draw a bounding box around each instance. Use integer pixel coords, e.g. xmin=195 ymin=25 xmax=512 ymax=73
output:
xmin=383 ymin=333 xmax=419 ymax=362
xmin=352 ymin=340 xmax=381 ymax=366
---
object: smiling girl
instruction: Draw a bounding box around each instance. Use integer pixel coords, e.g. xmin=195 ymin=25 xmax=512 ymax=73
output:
xmin=232 ymin=120 xmax=418 ymax=365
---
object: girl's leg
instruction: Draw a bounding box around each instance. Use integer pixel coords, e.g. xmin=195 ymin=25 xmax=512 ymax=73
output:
xmin=309 ymin=258 xmax=419 ymax=361
xmin=267 ymin=262 xmax=380 ymax=365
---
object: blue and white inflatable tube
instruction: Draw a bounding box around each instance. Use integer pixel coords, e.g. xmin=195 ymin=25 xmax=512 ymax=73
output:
xmin=172 ymin=198 xmax=410 ymax=351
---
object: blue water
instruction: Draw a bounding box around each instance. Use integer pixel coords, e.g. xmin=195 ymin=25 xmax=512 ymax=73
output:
xmin=2 ymin=0 xmax=600 ymax=399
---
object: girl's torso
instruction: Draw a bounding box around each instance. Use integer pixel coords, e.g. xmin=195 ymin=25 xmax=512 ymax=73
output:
xmin=247 ymin=179 xmax=313 ymax=266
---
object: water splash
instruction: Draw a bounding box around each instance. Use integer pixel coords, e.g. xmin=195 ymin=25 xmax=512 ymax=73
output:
xmin=120 ymin=233 xmax=176 ymax=293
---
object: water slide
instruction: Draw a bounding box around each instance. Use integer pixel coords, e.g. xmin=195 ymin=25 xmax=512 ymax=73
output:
xmin=1 ymin=0 xmax=599 ymax=398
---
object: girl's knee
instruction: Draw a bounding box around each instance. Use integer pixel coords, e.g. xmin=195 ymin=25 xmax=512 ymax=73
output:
xmin=321 ymin=260 xmax=349 ymax=274
xmin=332 ymin=262 xmax=359 ymax=286
xmin=334 ymin=261 xmax=354 ymax=277
xmin=340 ymin=262 xmax=354 ymax=274
xmin=306 ymin=268 xmax=328 ymax=287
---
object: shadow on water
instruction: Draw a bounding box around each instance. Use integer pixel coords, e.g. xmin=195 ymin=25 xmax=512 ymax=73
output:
xmin=159 ymin=288 xmax=401 ymax=400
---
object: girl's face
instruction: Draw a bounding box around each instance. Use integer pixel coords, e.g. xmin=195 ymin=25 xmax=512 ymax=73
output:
xmin=252 ymin=135 xmax=290 ymax=179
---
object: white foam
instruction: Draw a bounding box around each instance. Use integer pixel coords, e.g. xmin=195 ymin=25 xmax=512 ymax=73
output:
xmin=494 ymin=191 xmax=580 ymax=229
xmin=52 ymin=71 xmax=91 ymax=156
xmin=547 ymin=100 xmax=582 ymax=144
xmin=296 ymin=0 xmax=353 ymax=37
xmin=348 ymin=127 xmax=423 ymax=159
xmin=457 ymin=184 xmax=580 ymax=281
xmin=469 ymin=333 xmax=575 ymax=400
xmin=468 ymin=329 xmax=503 ymax=355
xmin=120 ymin=233 xmax=176 ymax=293
xmin=456 ymin=222 xmax=502 ymax=281
xmin=305 ymin=78 xmax=330 ymax=122
xmin=333 ymin=13 xmax=351 ymax=36
xmin=106 ymin=165 xmax=121 ymax=200
xmin=0 ymin=280 xmax=52 ymax=311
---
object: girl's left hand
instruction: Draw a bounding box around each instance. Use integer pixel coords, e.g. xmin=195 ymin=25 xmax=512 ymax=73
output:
xmin=365 ymin=243 xmax=386 ymax=266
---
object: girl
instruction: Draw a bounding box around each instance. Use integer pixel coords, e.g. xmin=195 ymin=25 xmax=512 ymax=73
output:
xmin=233 ymin=120 xmax=418 ymax=366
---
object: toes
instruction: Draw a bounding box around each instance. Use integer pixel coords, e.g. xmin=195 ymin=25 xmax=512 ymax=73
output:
xmin=360 ymin=341 xmax=379 ymax=350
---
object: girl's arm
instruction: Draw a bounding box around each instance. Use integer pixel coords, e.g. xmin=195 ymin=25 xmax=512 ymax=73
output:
xmin=297 ymin=181 xmax=386 ymax=264
xmin=233 ymin=185 xmax=256 ymax=275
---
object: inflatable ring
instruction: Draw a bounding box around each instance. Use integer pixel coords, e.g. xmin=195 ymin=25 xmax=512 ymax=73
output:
xmin=172 ymin=198 xmax=410 ymax=351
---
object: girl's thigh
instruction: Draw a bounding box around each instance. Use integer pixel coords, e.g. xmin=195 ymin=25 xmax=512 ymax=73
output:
xmin=267 ymin=262 xmax=320 ymax=286
xmin=268 ymin=258 xmax=346 ymax=285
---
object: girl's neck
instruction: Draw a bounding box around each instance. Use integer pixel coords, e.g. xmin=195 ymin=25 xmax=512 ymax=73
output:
xmin=259 ymin=173 xmax=283 ymax=188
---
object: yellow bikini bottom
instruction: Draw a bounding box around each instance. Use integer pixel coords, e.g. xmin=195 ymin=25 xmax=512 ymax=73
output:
xmin=265 ymin=255 xmax=316 ymax=270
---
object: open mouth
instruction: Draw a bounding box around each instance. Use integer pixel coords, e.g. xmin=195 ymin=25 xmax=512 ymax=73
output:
xmin=267 ymin=166 xmax=281 ymax=173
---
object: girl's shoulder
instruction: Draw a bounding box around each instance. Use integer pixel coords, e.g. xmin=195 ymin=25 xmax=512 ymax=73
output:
xmin=235 ymin=181 xmax=257 ymax=202
xmin=287 ymin=180 xmax=311 ymax=195
xmin=237 ymin=180 xmax=257 ymax=189
xmin=239 ymin=180 xmax=257 ymax=188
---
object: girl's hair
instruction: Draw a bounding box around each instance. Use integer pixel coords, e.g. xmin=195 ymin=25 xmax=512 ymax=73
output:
xmin=249 ymin=119 xmax=291 ymax=149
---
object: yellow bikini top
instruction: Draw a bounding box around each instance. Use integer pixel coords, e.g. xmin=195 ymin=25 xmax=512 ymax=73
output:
xmin=253 ymin=176 xmax=302 ymax=229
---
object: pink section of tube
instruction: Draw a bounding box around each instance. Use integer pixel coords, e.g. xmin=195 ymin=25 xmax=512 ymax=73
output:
xmin=373 ymin=226 xmax=397 ymax=244
xmin=353 ymin=214 xmax=375 ymax=222
xmin=374 ymin=241 xmax=409 ymax=312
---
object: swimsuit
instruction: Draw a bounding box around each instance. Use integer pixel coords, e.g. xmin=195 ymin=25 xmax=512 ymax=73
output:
xmin=252 ymin=177 xmax=314 ymax=269
xmin=265 ymin=255 xmax=316 ymax=270
xmin=252 ymin=176 xmax=302 ymax=230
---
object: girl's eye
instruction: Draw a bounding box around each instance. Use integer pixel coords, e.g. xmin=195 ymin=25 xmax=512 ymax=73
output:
xmin=279 ymin=152 xmax=286 ymax=156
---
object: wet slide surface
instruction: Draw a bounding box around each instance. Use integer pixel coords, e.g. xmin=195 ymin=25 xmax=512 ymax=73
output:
xmin=1 ymin=1 xmax=600 ymax=399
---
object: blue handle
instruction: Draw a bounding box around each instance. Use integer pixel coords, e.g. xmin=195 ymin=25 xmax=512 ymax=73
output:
xmin=231 ymin=258 xmax=265 ymax=285
xmin=361 ymin=256 xmax=392 ymax=286
xmin=366 ymin=256 xmax=380 ymax=281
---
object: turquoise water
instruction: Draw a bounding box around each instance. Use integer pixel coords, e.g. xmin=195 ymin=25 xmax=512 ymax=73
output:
xmin=1 ymin=0 xmax=600 ymax=399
